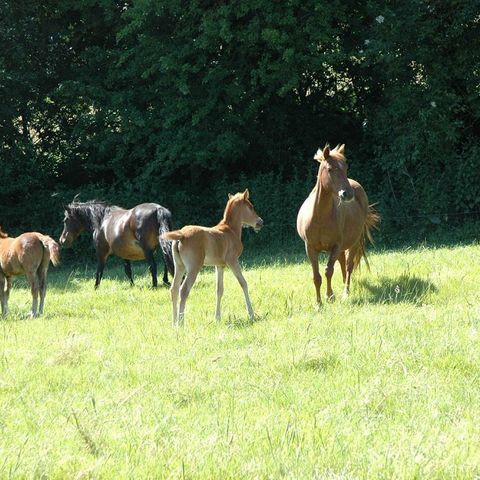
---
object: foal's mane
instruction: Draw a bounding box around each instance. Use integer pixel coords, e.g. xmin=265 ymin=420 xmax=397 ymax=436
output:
xmin=66 ymin=200 xmax=113 ymax=232
xmin=222 ymin=193 xmax=245 ymax=223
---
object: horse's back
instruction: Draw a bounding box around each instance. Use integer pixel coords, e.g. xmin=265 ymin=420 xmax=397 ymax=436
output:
xmin=174 ymin=226 xmax=229 ymax=267
xmin=1 ymin=233 xmax=45 ymax=275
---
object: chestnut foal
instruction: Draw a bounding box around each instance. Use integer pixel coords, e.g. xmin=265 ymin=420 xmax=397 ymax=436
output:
xmin=162 ymin=190 xmax=263 ymax=326
xmin=0 ymin=227 xmax=60 ymax=317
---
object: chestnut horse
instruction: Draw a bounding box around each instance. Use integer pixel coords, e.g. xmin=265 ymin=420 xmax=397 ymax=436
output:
xmin=0 ymin=227 xmax=60 ymax=317
xmin=297 ymin=144 xmax=379 ymax=305
xmin=162 ymin=189 xmax=263 ymax=326
xmin=59 ymin=199 xmax=174 ymax=288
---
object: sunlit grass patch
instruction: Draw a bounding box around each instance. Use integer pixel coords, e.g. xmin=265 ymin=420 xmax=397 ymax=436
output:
xmin=1 ymin=243 xmax=480 ymax=478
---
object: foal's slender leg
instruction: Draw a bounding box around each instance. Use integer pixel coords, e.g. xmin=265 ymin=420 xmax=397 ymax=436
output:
xmin=215 ymin=266 xmax=224 ymax=321
xmin=25 ymin=271 xmax=40 ymax=317
xmin=306 ymin=244 xmax=322 ymax=306
xmin=0 ymin=272 xmax=6 ymax=317
xmin=124 ymin=260 xmax=134 ymax=286
xmin=178 ymin=267 xmax=200 ymax=326
xmin=325 ymin=245 xmax=341 ymax=301
xmin=4 ymin=277 xmax=11 ymax=317
xmin=170 ymin=263 xmax=185 ymax=326
xmin=228 ymin=260 xmax=254 ymax=319
xmin=38 ymin=268 xmax=48 ymax=315
xmin=170 ymin=241 xmax=185 ymax=325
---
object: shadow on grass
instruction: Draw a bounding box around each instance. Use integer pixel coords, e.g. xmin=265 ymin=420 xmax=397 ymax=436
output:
xmin=353 ymin=274 xmax=437 ymax=305
xmin=295 ymin=353 xmax=340 ymax=373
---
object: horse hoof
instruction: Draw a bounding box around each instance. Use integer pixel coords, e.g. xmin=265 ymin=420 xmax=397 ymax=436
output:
xmin=326 ymin=294 xmax=336 ymax=303
xmin=163 ymin=281 xmax=171 ymax=287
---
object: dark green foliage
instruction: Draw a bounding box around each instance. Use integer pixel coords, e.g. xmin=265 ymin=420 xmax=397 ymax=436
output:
xmin=1 ymin=0 xmax=479 ymax=250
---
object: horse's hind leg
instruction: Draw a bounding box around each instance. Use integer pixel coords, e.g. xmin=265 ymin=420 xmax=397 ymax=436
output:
xmin=306 ymin=245 xmax=322 ymax=306
xmin=25 ymin=271 xmax=40 ymax=317
xmin=178 ymin=267 xmax=200 ymax=326
xmin=344 ymin=248 xmax=356 ymax=297
xmin=162 ymin=263 xmax=170 ymax=287
xmin=38 ymin=251 xmax=51 ymax=315
xmin=325 ymin=245 xmax=341 ymax=301
xmin=142 ymin=248 xmax=158 ymax=288
xmin=0 ymin=271 xmax=7 ymax=317
xmin=124 ymin=260 xmax=134 ymax=286
xmin=169 ymin=241 xmax=185 ymax=325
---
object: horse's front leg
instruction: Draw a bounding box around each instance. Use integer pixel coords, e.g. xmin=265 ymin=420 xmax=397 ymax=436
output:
xmin=228 ymin=260 xmax=254 ymax=319
xmin=306 ymin=244 xmax=322 ymax=306
xmin=94 ymin=237 xmax=110 ymax=289
xmin=325 ymin=245 xmax=341 ymax=301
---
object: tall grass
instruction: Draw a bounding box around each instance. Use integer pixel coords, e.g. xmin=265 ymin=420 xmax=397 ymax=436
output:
xmin=1 ymin=243 xmax=479 ymax=478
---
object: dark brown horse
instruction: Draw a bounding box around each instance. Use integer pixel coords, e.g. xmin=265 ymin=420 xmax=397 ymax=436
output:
xmin=59 ymin=199 xmax=174 ymax=288
xmin=297 ymin=144 xmax=379 ymax=305
xmin=0 ymin=227 xmax=60 ymax=317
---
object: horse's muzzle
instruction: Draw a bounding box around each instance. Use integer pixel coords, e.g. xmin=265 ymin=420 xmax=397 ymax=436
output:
xmin=59 ymin=236 xmax=71 ymax=248
xmin=254 ymin=218 xmax=264 ymax=232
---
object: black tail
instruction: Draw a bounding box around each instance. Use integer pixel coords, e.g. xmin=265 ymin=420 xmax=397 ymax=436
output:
xmin=157 ymin=207 xmax=175 ymax=276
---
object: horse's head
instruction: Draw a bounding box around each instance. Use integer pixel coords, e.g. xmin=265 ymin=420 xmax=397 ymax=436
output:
xmin=228 ymin=189 xmax=264 ymax=232
xmin=315 ymin=144 xmax=354 ymax=203
xmin=59 ymin=204 xmax=85 ymax=247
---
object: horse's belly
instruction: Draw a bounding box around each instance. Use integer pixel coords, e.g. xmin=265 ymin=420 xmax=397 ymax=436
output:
xmin=112 ymin=241 xmax=146 ymax=261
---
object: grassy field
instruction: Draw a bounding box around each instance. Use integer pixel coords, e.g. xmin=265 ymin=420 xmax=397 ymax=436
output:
xmin=1 ymin=242 xmax=480 ymax=479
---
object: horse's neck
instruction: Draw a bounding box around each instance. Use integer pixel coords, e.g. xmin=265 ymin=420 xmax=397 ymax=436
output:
xmin=312 ymin=180 xmax=335 ymax=218
xmin=219 ymin=209 xmax=243 ymax=238
xmin=77 ymin=207 xmax=106 ymax=235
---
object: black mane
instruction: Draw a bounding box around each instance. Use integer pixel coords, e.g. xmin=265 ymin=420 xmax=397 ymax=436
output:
xmin=66 ymin=200 xmax=114 ymax=232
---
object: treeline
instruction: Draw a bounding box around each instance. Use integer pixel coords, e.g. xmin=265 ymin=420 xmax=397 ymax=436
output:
xmin=1 ymin=0 xmax=479 ymax=249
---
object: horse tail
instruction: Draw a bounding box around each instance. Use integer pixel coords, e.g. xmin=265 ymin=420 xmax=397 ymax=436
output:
xmin=353 ymin=204 xmax=380 ymax=271
xmin=157 ymin=207 xmax=175 ymax=276
xmin=161 ymin=231 xmax=185 ymax=241
xmin=39 ymin=235 xmax=61 ymax=267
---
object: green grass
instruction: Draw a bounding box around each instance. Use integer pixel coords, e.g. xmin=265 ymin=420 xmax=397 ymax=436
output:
xmin=1 ymin=243 xmax=480 ymax=479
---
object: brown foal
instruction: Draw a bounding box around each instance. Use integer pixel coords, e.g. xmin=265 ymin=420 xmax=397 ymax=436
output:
xmin=162 ymin=190 xmax=263 ymax=326
xmin=0 ymin=227 xmax=60 ymax=317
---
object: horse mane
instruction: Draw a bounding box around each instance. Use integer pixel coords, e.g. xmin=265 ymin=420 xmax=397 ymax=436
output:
xmin=66 ymin=200 xmax=112 ymax=232
xmin=0 ymin=226 xmax=8 ymax=238
xmin=222 ymin=193 xmax=244 ymax=223
xmin=314 ymin=144 xmax=347 ymax=163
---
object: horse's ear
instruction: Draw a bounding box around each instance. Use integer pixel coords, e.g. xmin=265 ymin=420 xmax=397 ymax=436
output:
xmin=337 ymin=144 xmax=345 ymax=155
xmin=243 ymin=189 xmax=250 ymax=200
xmin=72 ymin=193 xmax=80 ymax=203
xmin=322 ymin=144 xmax=330 ymax=159
xmin=314 ymin=148 xmax=323 ymax=162
xmin=228 ymin=193 xmax=233 ymax=199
